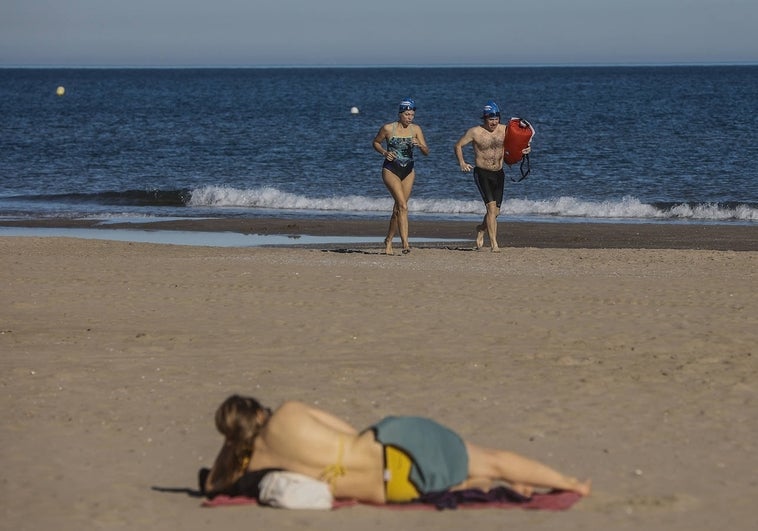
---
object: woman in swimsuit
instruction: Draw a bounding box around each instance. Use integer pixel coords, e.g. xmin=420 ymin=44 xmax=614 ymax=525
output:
xmin=372 ymin=98 xmax=429 ymax=255
xmin=204 ymin=395 xmax=591 ymax=504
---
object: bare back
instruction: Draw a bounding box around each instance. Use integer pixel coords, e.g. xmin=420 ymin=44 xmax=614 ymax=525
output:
xmin=249 ymin=401 xmax=386 ymax=502
xmin=207 ymin=398 xmax=590 ymax=502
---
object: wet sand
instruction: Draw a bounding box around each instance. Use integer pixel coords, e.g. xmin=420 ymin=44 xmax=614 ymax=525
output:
xmin=3 ymin=217 xmax=758 ymax=250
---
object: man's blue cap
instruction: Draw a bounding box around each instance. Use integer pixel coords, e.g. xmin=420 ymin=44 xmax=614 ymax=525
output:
xmin=482 ymin=100 xmax=501 ymax=117
xmin=399 ymin=98 xmax=416 ymax=112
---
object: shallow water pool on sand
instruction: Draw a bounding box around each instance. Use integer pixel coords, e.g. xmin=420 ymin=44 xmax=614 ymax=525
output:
xmin=0 ymin=226 xmax=458 ymax=248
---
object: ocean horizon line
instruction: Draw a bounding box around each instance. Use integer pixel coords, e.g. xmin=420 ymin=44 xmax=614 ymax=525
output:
xmin=2 ymin=62 xmax=757 ymax=70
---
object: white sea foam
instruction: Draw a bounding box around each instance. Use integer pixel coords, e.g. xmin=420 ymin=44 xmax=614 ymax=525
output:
xmin=507 ymin=197 xmax=758 ymax=221
xmin=506 ymin=196 xmax=662 ymax=219
xmin=189 ymin=186 xmax=758 ymax=222
xmin=666 ymin=202 xmax=758 ymax=221
xmin=189 ymin=185 xmax=391 ymax=212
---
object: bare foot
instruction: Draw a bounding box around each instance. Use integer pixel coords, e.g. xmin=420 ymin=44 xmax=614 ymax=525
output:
xmin=557 ymin=477 xmax=592 ymax=496
xmin=475 ymin=224 xmax=485 ymax=249
xmin=491 ymin=246 xmax=501 ymax=253
xmin=517 ymin=477 xmax=591 ymax=497
xmin=510 ymin=483 xmax=534 ymax=497
xmin=384 ymin=238 xmax=393 ymax=255
xmin=570 ymin=478 xmax=592 ymax=497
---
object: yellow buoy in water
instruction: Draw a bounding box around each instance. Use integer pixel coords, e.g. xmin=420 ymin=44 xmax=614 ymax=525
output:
xmin=56 ymin=86 xmax=65 ymax=96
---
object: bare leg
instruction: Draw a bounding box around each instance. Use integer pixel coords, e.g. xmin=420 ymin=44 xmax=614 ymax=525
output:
xmin=475 ymin=217 xmax=486 ymax=249
xmin=385 ymin=210 xmax=398 ymax=255
xmin=384 ymin=237 xmax=394 ymax=255
xmin=397 ymin=172 xmax=415 ymax=253
xmin=465 ymin=442 xmax=591 ymax=496
xmin=382 ymin=169 xmax=415 ymax=253
xmin=484 ymin=202 xmax=501 ymax=253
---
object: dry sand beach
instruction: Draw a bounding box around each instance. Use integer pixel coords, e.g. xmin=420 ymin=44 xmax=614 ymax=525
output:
xmin=1 ymin=220 xmax=756 ymax=530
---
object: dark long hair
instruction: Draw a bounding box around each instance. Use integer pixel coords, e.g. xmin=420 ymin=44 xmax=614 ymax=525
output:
xmin=205 ymin=395 xmax=266 ymax=494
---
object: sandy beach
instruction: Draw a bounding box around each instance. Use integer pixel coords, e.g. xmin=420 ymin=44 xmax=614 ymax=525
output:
xmin=1 ymin=220 xmax=756 ymax=530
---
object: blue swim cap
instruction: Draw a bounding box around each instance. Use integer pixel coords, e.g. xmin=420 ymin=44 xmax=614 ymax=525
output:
xmin=482 ymin=100 xmax=501 ymax=118
xmin=398 ymin=98 xmax=416 ymax=112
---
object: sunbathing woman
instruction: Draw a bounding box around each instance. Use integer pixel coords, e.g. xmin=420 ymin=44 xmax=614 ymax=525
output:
xmin=204 ymin=395 xmax=591 ymax=503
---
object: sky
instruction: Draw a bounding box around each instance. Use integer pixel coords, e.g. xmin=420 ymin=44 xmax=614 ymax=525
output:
xmin=2 ymin=0 xmax=757 ymax=67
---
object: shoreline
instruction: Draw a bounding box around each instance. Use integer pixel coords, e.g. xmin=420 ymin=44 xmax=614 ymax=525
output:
xmin=1 ymin=217 xmax=757 ymax=250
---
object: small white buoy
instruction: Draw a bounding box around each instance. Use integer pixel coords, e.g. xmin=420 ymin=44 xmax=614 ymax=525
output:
xmin=56 ymin=86 xmax=65 ymax=96
xmin=350 ymin=106 xmax=359 ymax=115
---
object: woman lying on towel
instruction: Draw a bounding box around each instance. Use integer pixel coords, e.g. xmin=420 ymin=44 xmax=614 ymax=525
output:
xmin=204 ymin=395 xmax=591 ymax=504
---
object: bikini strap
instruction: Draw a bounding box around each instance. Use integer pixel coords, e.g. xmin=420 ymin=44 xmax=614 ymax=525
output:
xmin=319 ymin=435 xmax=347 ymax=489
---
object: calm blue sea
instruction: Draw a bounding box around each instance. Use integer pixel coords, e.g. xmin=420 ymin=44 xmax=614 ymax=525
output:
xmin=1 ymin=66 xmax=757 ymax=225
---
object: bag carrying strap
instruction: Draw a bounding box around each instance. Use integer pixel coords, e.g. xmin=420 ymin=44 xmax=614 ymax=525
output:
xmin=511 ymin=153 xmax=531 ymax=182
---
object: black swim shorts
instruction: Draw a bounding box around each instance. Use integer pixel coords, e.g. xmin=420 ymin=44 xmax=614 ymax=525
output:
xmin=473 ymin=167 xmax=505 ymax=207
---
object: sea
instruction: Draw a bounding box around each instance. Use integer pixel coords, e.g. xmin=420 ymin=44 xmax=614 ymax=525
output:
xmin=1 ymin=66 xmax=757 ymax=228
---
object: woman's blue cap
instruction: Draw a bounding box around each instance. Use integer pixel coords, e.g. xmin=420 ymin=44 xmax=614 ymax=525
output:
xmin=482 ymin=100 xmax=501 ymax=117
xmin=399 ymin=98 xmax=416 ymax=112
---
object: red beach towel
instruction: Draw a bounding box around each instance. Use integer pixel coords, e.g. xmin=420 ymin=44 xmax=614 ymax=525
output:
xmin=202 ymin=487 xmax=582 ymax=511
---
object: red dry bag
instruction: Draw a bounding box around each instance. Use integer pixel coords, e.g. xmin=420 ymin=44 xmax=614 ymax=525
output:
xmin=503 ymin=118 xmax=535 ymax=182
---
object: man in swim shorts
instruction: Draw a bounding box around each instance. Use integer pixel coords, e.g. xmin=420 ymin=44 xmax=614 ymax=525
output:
xmin=454 ymin=100 xmax=530 ymax=253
